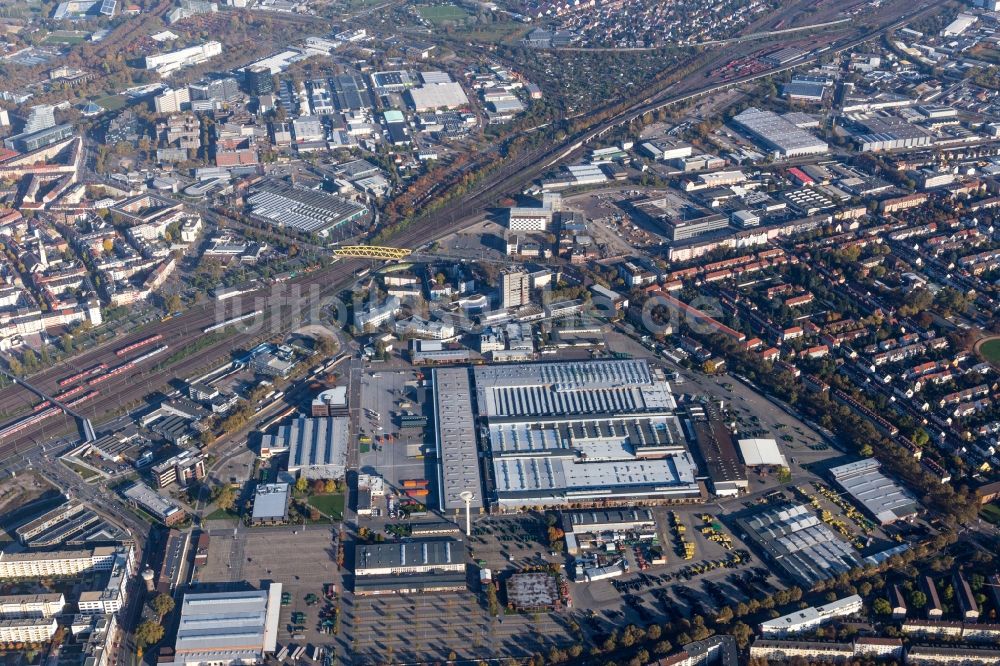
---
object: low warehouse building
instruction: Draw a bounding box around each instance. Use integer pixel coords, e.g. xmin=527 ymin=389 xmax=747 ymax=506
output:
xmin=828 ymin=458 xmax=919 ymax=525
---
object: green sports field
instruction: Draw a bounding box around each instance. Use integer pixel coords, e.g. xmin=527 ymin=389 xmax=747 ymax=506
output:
xmin=980 ymin=338 xmax=1000 ymax=363
xmin=418 ymin=4 xmax=470 ymax=22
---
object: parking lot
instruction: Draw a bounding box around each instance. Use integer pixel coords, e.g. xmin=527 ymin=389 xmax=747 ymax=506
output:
xmin=345 ymin=588 xmax=579 ymax=664
xmin=198 ymin=527 xmax=344 ymax=654
xmin=460 ymin=507 xmax=778 ymax=629
xmin=357 ymin=370 xmax=435 ymax=499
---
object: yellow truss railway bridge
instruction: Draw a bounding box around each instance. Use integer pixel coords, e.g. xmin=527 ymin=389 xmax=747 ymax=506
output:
xmin=332 ymin=245 xmax=411 ymax=260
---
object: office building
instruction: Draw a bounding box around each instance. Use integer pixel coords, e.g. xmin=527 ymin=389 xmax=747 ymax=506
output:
xmin=154 ymin=87 xmax=190 ymax=114
xmin=759 ymin=595 xmax=863 ymax=636
xmin=259 ymin=417 xmax=348 ymax=479
xmin=152 ymin=450 xmax=206 ymax=488
xmin=70 ymin=614 xmax=119 ymax=666
xmin=505 ymin=194 xmax=559 ymax=232
xmin=353 ymin=295 xmax=401 ymax=331
xmin=394 ymin=316 xmax=455 ymax=340
xmin=163 ymin=586 xmax=282 ymax=666
xmin=22 ymin=105 xmax=56 ymax=134
xmin=121 ymin=483 xmax=187 ymax=526
xmin=15 ymin=501 xmax=85 ymax=544
xmin=500 ymin=268 xmax=530 ymax=309
xmin=311 ymin=386 xmax=348 ymax=417
xmin=77 ymin=548 xmax=132 ymax=615
xmin=246 ymin=67 xmax=274 ymax=96
xmin=3 ymin=124 xmax=74 ymax=153
xmin=145 ymin=41 xmax=222 ymax=76
xmin=189 ymin=77 xmax=240 ymax=102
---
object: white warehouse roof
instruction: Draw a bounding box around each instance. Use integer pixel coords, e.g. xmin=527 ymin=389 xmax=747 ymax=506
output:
xmin=407 ymin=82 xmax=469 ymax=111
xmin=737 ymin=438 xmax=787 ymax=467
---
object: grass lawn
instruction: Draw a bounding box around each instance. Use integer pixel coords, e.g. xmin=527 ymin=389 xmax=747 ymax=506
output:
xmin=94 ymin=94 xmax=127 ymax=111
xmin=451 ymin=20 xmax=530 ymax=43
xmin=205 ymin=507 xmax=239 ymax=521
xmin=418 ymin=4 xmax=469 ymax=22
xmin=980 ymin=338 xmax=1000 ymax=363
xmin=308 ymin=493 xmax=345 ymax=520
xmin=981 ymin=503 xmax=1000 ymax=525
xmin=64 ymin=461 xmax=98 ymax=481
xmin=42 ymin=31 xmax=88 ymax=45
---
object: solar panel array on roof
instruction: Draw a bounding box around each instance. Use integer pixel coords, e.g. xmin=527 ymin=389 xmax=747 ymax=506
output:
xmin=333 ymin=73 xmax=368 ymax=111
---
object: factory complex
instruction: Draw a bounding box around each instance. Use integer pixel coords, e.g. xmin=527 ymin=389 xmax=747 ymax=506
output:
xmin=433 ymin=359 xmax=712 ymax=514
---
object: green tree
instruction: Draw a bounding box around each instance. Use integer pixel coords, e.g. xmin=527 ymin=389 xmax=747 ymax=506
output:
xmin=873 ymin=598 xmax=893 ymax=616
xmin=729 ymin=622 xmax=753 ymax=648
xmin=909 ymin=590 xmax=928 ymax=609
xmin=212 ymin=485 xmax=236 ymax=512
xmin=486 ymin=584 xmax=500 ymax=616
xmin=134 ymin=621 xmax=164 ymax=649
xmin=151 ymin=593 xmax=175 ymax=619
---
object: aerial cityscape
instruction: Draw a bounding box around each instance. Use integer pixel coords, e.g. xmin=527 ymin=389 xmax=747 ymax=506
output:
xmin=0 ymin=0 xmax=998 ymax=663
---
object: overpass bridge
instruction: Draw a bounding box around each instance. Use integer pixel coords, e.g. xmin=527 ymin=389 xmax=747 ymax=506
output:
xmin=333 ymin=245 xmax=411 ymax=260
xmin=0 ymin=368 xmax=96 ymax=442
